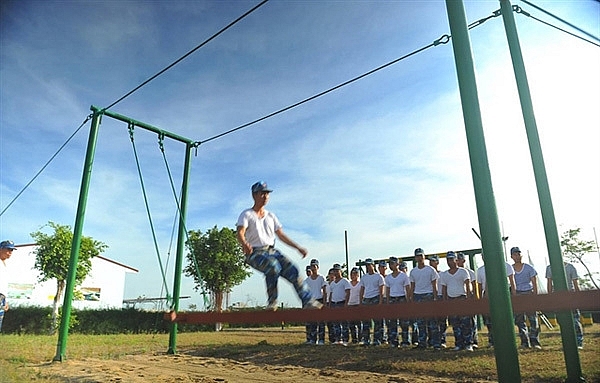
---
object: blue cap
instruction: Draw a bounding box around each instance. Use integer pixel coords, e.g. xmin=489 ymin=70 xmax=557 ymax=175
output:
xmin=388 ymin=256 xmax=398 ymax=264
xmin=0 ymin=240 xmax=16 ymax=250
xmin=399 ymin=261 xmax=408 ymax=269
xmin=414 ymin=248 xmax=425 ymax=256
xmin=364 ymin=258 xmax=374 ymax=265
xmin=457 ymin=252 xmax=466 ymax=260
xmin=428 ymin=255 xmax=439 ymax=262
xmin=378 ymin=260 xmax=387 ymax=267
xmin=446 ymin=251 xmax=456 ymax=259
xmin=306 ymin=265 xmax=311 ymax=271
xmin=351 ymin=267 xmax=359 ymax=273
xmin=310 ymin=258 xmax=319 ymax=266
xmin=333 ymin=263 xmax=342 ymax=270
xmin=251 ymin=181 xmax=272 ymax=193
xmin=511 ymin=247 xmax=521 ymax=254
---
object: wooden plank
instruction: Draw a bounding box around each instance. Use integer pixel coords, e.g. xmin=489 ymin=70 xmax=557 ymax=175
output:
xmin=165 ymin=290 xmax=599 ymax=325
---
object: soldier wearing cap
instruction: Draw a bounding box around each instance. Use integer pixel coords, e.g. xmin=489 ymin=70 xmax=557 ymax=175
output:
xmin=428 ymin=254 xmax=447 ymax=348
xmin=385 ymin=256 xmax=411 ymax=347
xmin=347 ymin=267 xmax=362 ymax=344
xmin=456 ymin=252 xmax=479 ymax=349
xmin=510 ymin=246 xmax=542 ymax=349
xmin=358 ymin=258 xmax=385 ymax=346
xmin=409 ymin=248 xmax=441 ymax=350
xmin=237 ymin=182 xmax=322 ymax=311
xmin=440 ymin=251 xmax=474 ymax=351
xmin=328 ymin=263 xmax=351 ymax=345
xmin=304 ymin=258 xmax=327 ymax=345
xmin=0 ymin=240 xmax=17 ymax=332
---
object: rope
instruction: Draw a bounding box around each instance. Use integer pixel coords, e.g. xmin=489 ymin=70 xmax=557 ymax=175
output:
xmin=197 ymin=9 xmax=504 ymax=146
xmin=519 ymin=0 xmax=600 ymax=45
xmin=0 ymin=114 xmax=92 ymax=217
xmin=157 ymin=135 xmax=210 ymax=310
xmin=127 ymin=123 xmax=172 ymax=305
xmin=103 ymin=0 xmax=269 ymax=112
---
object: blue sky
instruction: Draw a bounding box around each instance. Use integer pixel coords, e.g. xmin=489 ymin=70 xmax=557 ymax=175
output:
xmin=1 ymin=0 xmax=599 ymax=309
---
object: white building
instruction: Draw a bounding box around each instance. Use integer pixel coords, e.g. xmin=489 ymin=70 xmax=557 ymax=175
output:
xmin=6 ymin=243 xmax=138 ymax=309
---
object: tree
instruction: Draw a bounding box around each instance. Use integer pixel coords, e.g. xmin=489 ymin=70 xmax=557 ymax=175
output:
xmin=184 ymin=226 xmax=251 ymax=313
xmin=30 ymin=221 xmax=107 ymax=333
xmin=560 ymin=227 xmax=599 ymax=290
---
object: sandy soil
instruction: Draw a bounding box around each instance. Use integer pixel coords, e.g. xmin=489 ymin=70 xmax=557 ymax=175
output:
xmin=31 ymin=352 xmax=488 ymax=383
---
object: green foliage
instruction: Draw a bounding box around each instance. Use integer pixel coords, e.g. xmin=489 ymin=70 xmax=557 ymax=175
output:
xmin=560 ymin=228 xmax=599 ymax=290
xmin=184 ymin=226 xmax=251 ymax=309
xmin=1 ymin=306 xmax=214 ymax=335
xmin=30 ymin=221 xmax=107 ymax=286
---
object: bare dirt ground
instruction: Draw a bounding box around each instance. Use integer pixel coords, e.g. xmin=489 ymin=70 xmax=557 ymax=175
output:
xmin=32 ymin=352 xmax=489 ymax=383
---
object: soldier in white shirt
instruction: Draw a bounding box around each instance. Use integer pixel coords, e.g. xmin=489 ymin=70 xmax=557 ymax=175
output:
xmin=409 ymin=248 xmax=441 ymax=350
xmin=476 ymin=256 xmax=515 ymax=347
xmin=441 ymin=251 xmax=473 ymax=351
xmin=328 ymin=263 xmax=351 ymax=345
xmin=305 ymin=259 xmax=328 ymax=345
xmin=347 ymin=267 xmax=362 ymax=344
xmin=359 ymin=258 xmax=385 ymax=346
xmin=385 ymin=256 xmax=411 ymax=347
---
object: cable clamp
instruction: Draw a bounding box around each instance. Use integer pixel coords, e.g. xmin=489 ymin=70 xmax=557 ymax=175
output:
xmin=128 ymin=122 xmax=135 ymax=142
xmin=512 ymin=5 xmax=530 ymax=17
xmin=158 ymin=132 xmax=165 ymax=152
xmin=434 ymin=34 xmax=450 ymax=46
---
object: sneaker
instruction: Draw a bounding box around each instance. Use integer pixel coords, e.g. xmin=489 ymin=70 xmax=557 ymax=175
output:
xmin=577 ymin=345 xmax=583 ymax=350
xmin=316 ymin=340 xmax=325 ymax=346
xmin=465 ymin=345 xmax=474 ymax=352
xmin=472 ymin=344 xmax=479 ymax=349
xmin=533 ymin=344 xmax=542 ymax=350
xmin=433 ymin=346 xmax=442 ymax=351
xmin=441 ymin=343 xmax=447 ymax=349
xmin=303 ymin=340 xmax=314 ymax=345
xmin=521 ymin=344 xmax=531 ymax=349
xmin=266 ymin=302 xmax=278 ymax=311
xmin=452 ymin=346 xmax=461 ymax=351
xmin=304 ymin=299 xmax=323 ymax=310
xmin=400 ymin=343 xmax=410 ymax=348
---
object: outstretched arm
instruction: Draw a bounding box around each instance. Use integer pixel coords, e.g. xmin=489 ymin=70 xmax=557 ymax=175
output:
xmin=275 ymin=228 xmax=308 ymax=258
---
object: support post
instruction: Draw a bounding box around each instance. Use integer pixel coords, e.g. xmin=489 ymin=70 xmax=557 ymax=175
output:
xmin=167 ymin=142 xmax=193 ymax=354
xmin=54 ymin=109 xmax=102 ymax=361
xmin=445 ymin=1 xmax=520 ymax=382
xmin=499 ymin=1 xmax=583 ymax=381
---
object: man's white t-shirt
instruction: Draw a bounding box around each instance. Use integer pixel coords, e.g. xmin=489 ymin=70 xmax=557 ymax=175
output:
xmin=409 ymin=265 xmax=439 ymax=294
xmin=348 ymin=281 xmax=361 ymax=305
xmin=440 ymin=268 xmax=471 ymax=298
xmin=329 ymin=278 xmax=351 ymax=302
xmin=385 ymin=272 xmax=410 ymax=297
xmin=305 ymin=274 xmax=327 ymax=300
xmin=236 ymin=208 xmax=281 ymax=247
xmin=360 ymin=272 xmax=385 ymax=299
xmin=0 ymin=260 xmax=8 ymax=295
xmin=476 ymin=262 xmax=514 ymax=294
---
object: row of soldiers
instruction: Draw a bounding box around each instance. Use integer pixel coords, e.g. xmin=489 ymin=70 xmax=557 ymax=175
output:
xmin=302 ymin=247 xmax=584 ymax=350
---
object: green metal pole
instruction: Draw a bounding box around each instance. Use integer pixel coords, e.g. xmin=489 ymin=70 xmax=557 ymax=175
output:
xmin=53 ymin=109 xmax=102 ymax=361
xmin=167 ymin=142 xmax=193 ymax=354
xmin=445 ymin=1 xmax=520 ymax=382
xmin=499 ymin=2 xmax=583 ymax=381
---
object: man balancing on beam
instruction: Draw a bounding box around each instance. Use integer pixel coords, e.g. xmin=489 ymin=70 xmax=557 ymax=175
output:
xmin=236 ymin=181 xmax=323 ymax=311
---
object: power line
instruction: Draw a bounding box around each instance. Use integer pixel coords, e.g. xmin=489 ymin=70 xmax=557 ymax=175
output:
xmin=103 ymin=0 xmax=270 ymax=112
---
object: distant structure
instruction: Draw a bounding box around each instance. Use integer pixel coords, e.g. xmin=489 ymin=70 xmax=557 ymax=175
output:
xmin=7 ymin=244 xmax=138 ymax=309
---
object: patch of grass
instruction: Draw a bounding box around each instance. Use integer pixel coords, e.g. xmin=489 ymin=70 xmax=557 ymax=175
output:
xmin=0 ymin=325 xmax=598 ymax=382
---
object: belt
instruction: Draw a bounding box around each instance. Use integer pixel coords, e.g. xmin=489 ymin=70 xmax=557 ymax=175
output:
xmin=252 ymin=245 xmax=274 ymax=251
xmin=332 ymin=301 xmax=345 ymax=304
